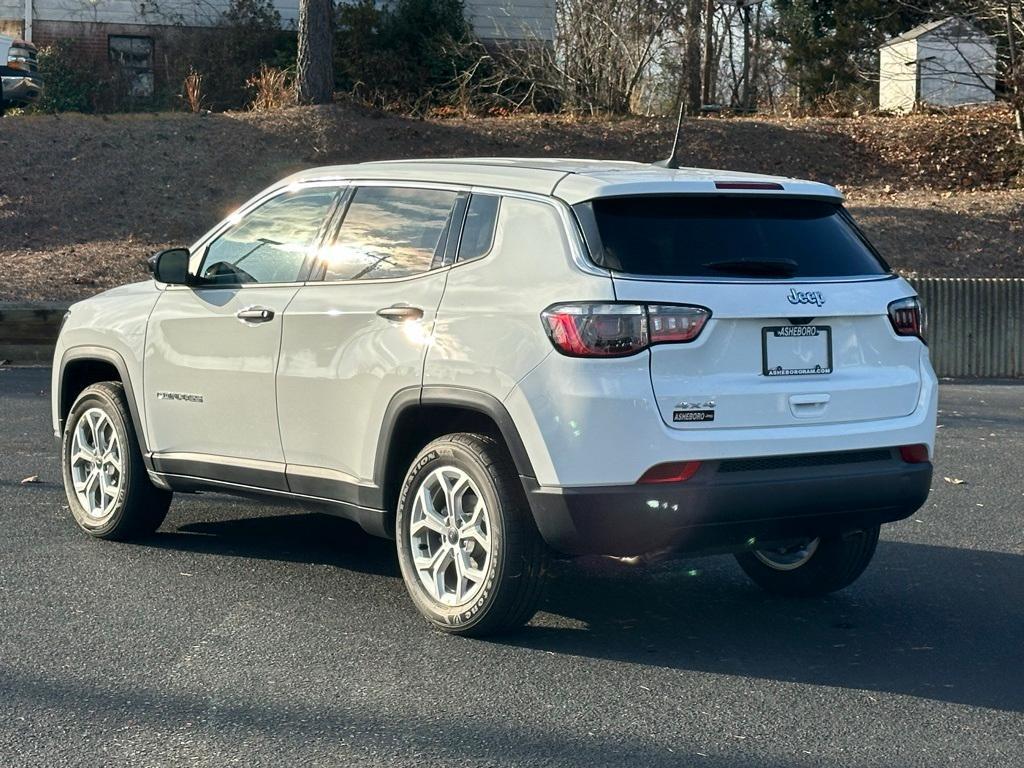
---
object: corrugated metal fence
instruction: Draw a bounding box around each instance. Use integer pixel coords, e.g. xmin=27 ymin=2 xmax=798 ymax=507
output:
xmin=908 ymin=278 xmax=1024 ymax=379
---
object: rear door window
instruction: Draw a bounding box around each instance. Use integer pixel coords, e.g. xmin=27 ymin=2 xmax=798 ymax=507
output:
xmin=577 ymin=196 xmax=888 ymax=279
xmin=322 ymin=186 xmax=458 ymax=281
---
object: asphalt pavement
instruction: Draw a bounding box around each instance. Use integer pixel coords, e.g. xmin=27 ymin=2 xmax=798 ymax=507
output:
xmin=1 ymin=366 xmax=1021 ymax=767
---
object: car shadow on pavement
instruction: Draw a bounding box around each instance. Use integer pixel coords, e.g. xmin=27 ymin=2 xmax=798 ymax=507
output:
xmin=145 ymin=509 xmax=1024 ymax=713
xmin=510 ymin=541 xmax=1024 ymax=713
xmin=147 ymin=510 xmax=402 ymax=579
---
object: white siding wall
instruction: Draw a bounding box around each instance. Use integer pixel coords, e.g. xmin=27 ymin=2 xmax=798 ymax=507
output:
xmin=917 ymin=36 xmax=996 ymax=107
xmin=2 ymin=0 xmax=553 ymax=40
xmin=0 ymin=0 xmax=22 ymax=28
xmin=879 ymin=39 xmax=917 ymax=113
xmin=464 ymin=0 xmax=554 ymax=41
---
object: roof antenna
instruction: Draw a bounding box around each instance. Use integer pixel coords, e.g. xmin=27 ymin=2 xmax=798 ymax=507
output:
xmin=653 ymin=100 xmax=685 ymax=169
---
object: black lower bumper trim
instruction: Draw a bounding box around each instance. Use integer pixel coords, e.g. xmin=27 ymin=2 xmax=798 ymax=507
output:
xmin=524 ymin=453 xmax=932 ymax=557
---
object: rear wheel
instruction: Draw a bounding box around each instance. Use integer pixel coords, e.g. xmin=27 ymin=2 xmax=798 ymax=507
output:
xmin=395 ymin=433 xmax=547 ymax=636
xmin=62 ymin=382 xmax=172 ymax=540
xmin=735 ymin=526 xmax=880 ymax=597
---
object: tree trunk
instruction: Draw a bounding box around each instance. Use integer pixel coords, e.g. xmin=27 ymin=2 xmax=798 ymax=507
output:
xmin=701 ymin=0 xmax=715 ymax=105
xmin=683 ymin=0 xmax=703 ymax=114
xmin=1007 ymin=1 xmax=1024 ymax=143
xmin=296 ymin=0 xmax=334 ymax=105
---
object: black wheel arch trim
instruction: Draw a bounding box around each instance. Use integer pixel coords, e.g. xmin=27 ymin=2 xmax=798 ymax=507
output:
xmin=58 ymin=346 xmax=152 ymax=464
xmin=374 ymin=385 xmax=538 ymax=497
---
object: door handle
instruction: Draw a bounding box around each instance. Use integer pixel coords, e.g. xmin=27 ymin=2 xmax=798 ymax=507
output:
xmin=376 ymin=305 xmax=424 ymax=323
xmin=236 ymin=306 xmax=275 ymax=323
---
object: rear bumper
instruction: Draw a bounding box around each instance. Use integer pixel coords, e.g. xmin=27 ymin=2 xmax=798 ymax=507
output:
xmin=1 ymin=69 xmax=43 ymax=104
xmin=524 ymin=450 xmax=932 ymax=556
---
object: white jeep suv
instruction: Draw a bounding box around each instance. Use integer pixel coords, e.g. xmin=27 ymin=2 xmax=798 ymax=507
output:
xmin=52 ymin=159 xmax=937 ymax=636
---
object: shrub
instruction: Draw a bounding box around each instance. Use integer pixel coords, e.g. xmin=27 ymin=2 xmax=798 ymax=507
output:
xmin=335 ymin=0 xmax=475 ymax=110
xmin=32 ymin=42 xmax=101 ymax=113
xmin=247 ymin=63 xmax=294 ymax=111
xmin=181 ymin=67 xmax=205 ymax=113
xmin=168 ymin=0 xmax=293 ymax=110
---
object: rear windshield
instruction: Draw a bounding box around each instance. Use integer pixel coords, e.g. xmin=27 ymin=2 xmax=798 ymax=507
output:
xmin=576 ymin=196 xmax=888 ymax=279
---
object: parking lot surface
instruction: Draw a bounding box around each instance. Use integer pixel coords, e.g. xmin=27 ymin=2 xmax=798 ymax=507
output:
xmin=1 ymin=367 xmax=1022 ymax=767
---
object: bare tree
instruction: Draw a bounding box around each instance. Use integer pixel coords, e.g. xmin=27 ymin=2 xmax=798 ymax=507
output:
xmin=555 ymin=0 xmax=686 ymax=113
xmin=296 ymin=0 xmax=334 ymax=105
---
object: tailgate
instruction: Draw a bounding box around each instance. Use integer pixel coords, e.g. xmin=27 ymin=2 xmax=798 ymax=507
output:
xmin=614 ymin=276 xmax=924 ymax=430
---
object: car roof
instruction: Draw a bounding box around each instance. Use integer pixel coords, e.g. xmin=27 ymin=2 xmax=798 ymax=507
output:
xmin=282 ymin=157 xmax=843 ymax=205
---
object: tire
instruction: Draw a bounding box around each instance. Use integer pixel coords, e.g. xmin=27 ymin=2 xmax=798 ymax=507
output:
xmin=734 ymin=526 xmax=880 ymax=597
xmin=61 ymin=382 xmax=172 ymax=540
xmin=395 ymin=433 xmax=547 ymax=637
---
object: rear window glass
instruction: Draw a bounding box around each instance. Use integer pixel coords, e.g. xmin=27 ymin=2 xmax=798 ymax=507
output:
xmin=578 ymin=196 xmax=888 ymax=278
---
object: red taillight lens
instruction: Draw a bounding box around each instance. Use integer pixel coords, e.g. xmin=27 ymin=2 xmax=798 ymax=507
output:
xmin=542 ymin=303 xmax=710 ymax=358
xmin=647 ymin=304 xmax=709 ymax=344
xmin=888 ymin=297 xmax=925 ymax=342
xmin=899 ymin=444 xmax=930 ymax=463
xmin=638 ymin=461 xmax=702 ymax=484
xmin=541 ymin=304 xmax=647 ymax=357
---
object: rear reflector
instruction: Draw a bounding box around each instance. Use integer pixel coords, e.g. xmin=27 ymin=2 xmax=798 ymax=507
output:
xmin=638 ymin=461 xmax=702 ymax=484
xmin=899 ymin=444 xmax=930 ymax=463
xmin=714 ymin=181 xmax=784 ymax=191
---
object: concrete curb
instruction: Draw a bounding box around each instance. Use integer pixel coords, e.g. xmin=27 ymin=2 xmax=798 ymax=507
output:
xmin=0 ymin=302 xmax=70 ymax=364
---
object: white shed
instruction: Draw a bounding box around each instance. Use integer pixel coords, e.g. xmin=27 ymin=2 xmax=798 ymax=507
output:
xmin=879 ymin=17 xmax=996 ymax=113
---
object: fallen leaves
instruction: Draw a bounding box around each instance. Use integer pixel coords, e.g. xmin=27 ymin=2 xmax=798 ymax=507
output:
xmin=20 ymin=475 xmax=40 ymax=484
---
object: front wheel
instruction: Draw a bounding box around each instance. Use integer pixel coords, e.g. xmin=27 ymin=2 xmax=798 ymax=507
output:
xmin=395 ymin=433 xmax=547 ymax=636
xmin=61 ymin=382 xmax=172 ymax=540
xmin=735 ymin=526 xmax=880 ymax=597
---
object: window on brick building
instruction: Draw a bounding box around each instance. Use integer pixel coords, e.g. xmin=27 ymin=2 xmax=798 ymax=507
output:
xmin=108 ymin=35 xmax=154 ymax=98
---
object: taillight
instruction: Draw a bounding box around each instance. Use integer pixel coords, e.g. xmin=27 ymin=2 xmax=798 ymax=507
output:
xmin=7 ymin=43 xmax=35 ymax=72
xmin=888 ymin=297 xmax=925 ymax=342
xmin=638 ymin=461 xmax=702 ymax=484
xmin=541 ymin=303 xmax=647 ymax=357
xmin=541 ymin=303 xmax=709 ymax=358
xmin=647 ymin=305 xmax=709 ymax=344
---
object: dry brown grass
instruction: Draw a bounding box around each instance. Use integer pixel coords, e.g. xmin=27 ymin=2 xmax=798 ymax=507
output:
xmin=247 ymin=65 xmax=294 ymax=112
xmin=0 ymin=104 xmax=1020 ymax=301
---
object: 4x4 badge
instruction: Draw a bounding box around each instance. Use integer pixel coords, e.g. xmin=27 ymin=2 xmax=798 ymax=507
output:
xmin=787 ymin=289 xmax=825 ymax=307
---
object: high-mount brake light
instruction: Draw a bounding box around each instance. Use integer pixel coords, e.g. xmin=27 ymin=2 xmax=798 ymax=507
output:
xmin=541 ymin=303 xmax=710 ymax=358
xmin=887 ymin=297 xmax=925 ymax=342
xmin=714 ymin=181 xmax=784 ymax=191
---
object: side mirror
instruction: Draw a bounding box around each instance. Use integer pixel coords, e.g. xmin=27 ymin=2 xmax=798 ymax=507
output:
xmin=149 ymin=248 xmax=192 ymax=285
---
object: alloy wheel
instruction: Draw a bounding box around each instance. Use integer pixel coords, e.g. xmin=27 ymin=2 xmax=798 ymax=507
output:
xmin=70 ymin=407 xmax=123 ymax=521
xmin=753 ymin=538 xmax=820 ymax=571
xmin=409 ymin=466 xmax=493 ymax=607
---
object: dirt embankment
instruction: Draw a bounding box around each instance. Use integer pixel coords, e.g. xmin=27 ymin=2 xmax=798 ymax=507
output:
xmin=0 ymin=104 xmax=1021 ymax=301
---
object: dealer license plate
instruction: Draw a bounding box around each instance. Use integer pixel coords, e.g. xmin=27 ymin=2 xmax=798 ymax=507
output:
xmin=762 ymin=325 xmax=832 ymax=376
